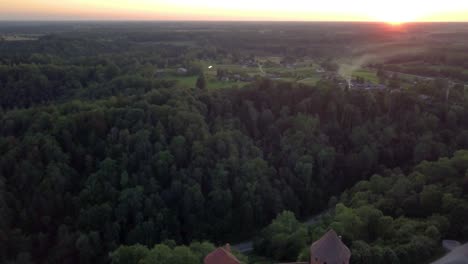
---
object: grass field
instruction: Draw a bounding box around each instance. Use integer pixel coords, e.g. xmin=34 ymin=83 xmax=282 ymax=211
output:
xmin=202 ymin=57 xmax=318 ymax=76
xmin=163 ymin=75 xmax=248 ymax=89
xmin=257 ymin=56 xmax=283 ymax=64
xmin=352 ymin=69 xmax=379 ymax=84
xmin=298 ymin=76 xmax=321 ymax=85
xmin=161 ymin=58 xmax=324 ymax=90
xmin=171 ymin=76 xmax=197 ymax=88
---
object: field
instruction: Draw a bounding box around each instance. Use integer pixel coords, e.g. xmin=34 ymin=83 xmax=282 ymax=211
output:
xmin=162 ymin=75 xmax=249 ymax=89
xmin=163 ymin=63 xmax=382 ymax=88
xmin=352 ymin=69 xmax=379 ymax=83
xmin=196 ymin=58 xmax=324 ymax=86
xmin=297 ymin=76 xmax=321 ymax=85
xmin=155 ymin=57 xmax=325 ymax=89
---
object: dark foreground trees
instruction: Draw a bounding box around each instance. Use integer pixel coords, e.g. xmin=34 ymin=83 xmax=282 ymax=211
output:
xmin=110 ymin=241 xmax=214 ymax=264
xmin=253 ymin=150 xmax=468 ymax=264
xmin=2 ymin=77 xmax=468 ymax=263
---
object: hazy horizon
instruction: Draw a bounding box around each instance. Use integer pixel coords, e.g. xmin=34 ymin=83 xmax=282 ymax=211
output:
xmin=2 ymin=0 xmax=468 ymax=23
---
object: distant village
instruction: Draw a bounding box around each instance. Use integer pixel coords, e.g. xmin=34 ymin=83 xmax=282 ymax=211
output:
xmin=153 ymin=56 xmax=399 ymax=92
xmin=322 ymin=72 xmax=387 ymax=90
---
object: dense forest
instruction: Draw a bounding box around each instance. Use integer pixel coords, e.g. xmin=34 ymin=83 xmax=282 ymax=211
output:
xmin=1 ymin=22 xmax=468 ymax=264
xmin=253 ymin=150 xmax=468 ymax=264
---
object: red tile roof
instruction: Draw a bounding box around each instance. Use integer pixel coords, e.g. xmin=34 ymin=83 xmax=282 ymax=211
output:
xmin=204 ymin=244 xmax=241 ymax=264
xmin=310 ymin=229 xmax=351 ymax=264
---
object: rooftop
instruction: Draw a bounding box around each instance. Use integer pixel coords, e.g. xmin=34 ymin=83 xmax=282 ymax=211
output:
xmin=204 ymin=244 xmax=241 ymax=264
xmin=310 ymin=229 xmax=351 ymax=264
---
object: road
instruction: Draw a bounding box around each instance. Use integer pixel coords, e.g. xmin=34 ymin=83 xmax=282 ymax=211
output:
xmin=232 ymin=210 xmax=330 ymax=253
xmin=431 ymin=243 xmax=468 ymax=264
xmin=233 ymin=241 xmax=254 ymax=253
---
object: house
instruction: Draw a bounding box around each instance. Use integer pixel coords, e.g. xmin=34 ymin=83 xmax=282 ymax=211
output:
xmin=204 ymin=244 xmax=241 ymax=264
xmin=310 ymin=229 xmax=351 ymax=264
xmin=177 ymin=67 xmax=188 ymax=75
xmin=349 ymin=80 xmax=386 ymax=90
xmin=154 ymin=69 xmax=166 ymax=78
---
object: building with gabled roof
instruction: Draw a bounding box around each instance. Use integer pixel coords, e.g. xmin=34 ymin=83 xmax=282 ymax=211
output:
xmin=310 ymin=229 xmax=351 ymax=264
xmin=206 ymin=229 xmax=350 ymax=264
xmin=204 ymin=244 xmax=241 ymax=264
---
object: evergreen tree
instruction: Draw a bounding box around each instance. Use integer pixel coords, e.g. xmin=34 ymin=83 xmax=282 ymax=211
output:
xmin=196 ymin=74 xmax=206 ymax=89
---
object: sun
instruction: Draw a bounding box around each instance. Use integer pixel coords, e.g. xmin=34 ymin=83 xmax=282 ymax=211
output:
xmin=375 ymin=10 xmax=419 ymax=24
xmin=367 ymin=1 xmax=425 ymax=24
xmin=377 ymin=11 xmax=417 ymax=25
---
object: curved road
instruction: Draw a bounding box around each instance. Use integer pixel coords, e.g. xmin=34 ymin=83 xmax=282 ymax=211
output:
xmin=431 ymin=243 xmax=468 ymax=264
xmin=232 ymin=210 xmax=330 ymax=253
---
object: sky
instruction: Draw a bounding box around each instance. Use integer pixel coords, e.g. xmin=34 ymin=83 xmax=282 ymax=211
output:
xmin=1 ymin=0 xmax=468 ymax=22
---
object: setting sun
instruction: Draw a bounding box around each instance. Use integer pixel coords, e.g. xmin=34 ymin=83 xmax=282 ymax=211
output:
xmin=1 ymin=0 xmax=468 ymax=21
xmin=375 ymin=9 xmax=420 ymax=24
xmin=366 ymin=0 xmax=434 ymax=24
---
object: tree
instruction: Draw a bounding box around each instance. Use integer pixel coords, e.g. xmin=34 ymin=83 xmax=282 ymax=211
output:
xmin=254 ymin=211 xmax=308 ymax=261
xmin=377 ymin=68 xmax=387 ymax=83
xmin=110 ymin=245 xmax=149 ymax=264
xmin=196 ymin=74 xmax=206 ymax=89
xmin=139 ymin=244 xmax=172 ymax=264
xmin=169 ymin=246 xmax=198 ymax=264
xmin=420 ymin=185 xmax=443 ymax=214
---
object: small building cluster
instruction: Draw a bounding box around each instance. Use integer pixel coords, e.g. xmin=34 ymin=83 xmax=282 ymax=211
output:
xmin=216 ymin=69 xmax=254 ymax=82
xmin=204 ymin=229 xmax=350 ymax=264
xmin=240 ymin=59 xmax=257 ymax=68
xmin=177 ymin=67 xmax=188 ymax=75
xmin=349 ymin=80 xmax=386 ymax=90
xmin=321 ymin=73 xmax=387 ymax=91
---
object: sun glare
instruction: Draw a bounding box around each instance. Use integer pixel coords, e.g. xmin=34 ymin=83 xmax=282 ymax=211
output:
xmin=2 ymin=0 xmax=468 ymax=21
xmin=368 ymin=1 xmax=424 ymax=24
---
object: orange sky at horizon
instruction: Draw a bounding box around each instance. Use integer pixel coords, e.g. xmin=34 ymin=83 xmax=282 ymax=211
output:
xmin=1 ymin=0 xmax=468 ymax=23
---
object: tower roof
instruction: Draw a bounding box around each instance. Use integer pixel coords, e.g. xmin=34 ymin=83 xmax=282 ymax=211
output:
xmin=310 ymin=229 xmax=351 ymax=263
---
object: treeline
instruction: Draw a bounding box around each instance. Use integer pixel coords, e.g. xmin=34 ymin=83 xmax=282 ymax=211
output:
xmin=253 ymin=150 xmax=468 ymax=264
xmin=382 ymin=47 xmax=468 ymax=82
xmin=0 ymin=62 xmax=177 ymax=108
xmin=110 ymin=240 xmax=247 ymax=264
xmin=384 ymin=64 xmax=468 ymax=83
